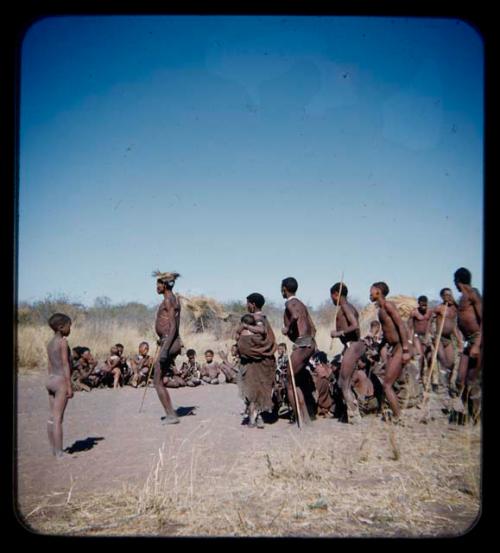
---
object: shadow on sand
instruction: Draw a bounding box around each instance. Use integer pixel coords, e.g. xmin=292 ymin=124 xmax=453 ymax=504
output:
xmin=65 ymin=436 xmax=105 ymax=454
xmin=175 ymin=406 xmax=197 ymax=417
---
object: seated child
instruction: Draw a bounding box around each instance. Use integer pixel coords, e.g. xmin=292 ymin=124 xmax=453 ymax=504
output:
xmin=351 ymin=354 xmax=384 ymax=416
xmin=200 ymin=349 xmax=224 ymax=384
xmin=102 ymin=345 xmax=123 ymax=389
xmin=218 ymin=344 xmax=240 ymax=384
xmin=179 ymin=349 xmax=202 ymax=387
xmin=162 ymin=361 xmax=186 ymax=388
xmin=115 ymin=343 xmax=131 ymax=385
xmin=129 ymin=341 xmax=153 ymax=387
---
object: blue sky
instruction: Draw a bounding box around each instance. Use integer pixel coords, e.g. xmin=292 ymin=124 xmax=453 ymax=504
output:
xmin=18 ymin=15 xmax=484 ymax=308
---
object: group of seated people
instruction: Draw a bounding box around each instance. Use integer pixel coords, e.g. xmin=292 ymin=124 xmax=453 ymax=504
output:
xmin=70 ymin=341 xmax=241 ymax=392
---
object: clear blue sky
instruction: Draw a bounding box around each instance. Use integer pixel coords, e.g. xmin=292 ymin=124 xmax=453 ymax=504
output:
xmin=18 ymin=15 xmax=484 ymax=309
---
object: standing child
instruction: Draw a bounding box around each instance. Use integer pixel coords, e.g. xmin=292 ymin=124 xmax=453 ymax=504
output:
xmin=46 ymin=313 xmax=74 ymax=458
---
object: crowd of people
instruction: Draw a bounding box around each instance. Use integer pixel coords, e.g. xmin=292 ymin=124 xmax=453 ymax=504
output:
xmin=44 ymin=267 xmax=482 ymax=458
xmin=70 ymin=342 xmax=241 ymax=392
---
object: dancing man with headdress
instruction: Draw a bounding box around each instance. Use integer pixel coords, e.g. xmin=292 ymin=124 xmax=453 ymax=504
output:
xmin=152 ymin=270 xmax=183 ymax=425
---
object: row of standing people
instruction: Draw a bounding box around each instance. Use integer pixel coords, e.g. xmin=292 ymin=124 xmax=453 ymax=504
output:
xmin=236 ymin=268 xmax=481 ymax=429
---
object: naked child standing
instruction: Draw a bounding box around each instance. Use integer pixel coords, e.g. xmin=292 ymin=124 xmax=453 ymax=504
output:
xmin=45 ymin=313 xmax=74 ymax=458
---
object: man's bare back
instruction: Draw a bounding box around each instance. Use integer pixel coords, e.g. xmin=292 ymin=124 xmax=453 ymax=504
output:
xmin=283 ymin=298 xmax=315 ymax=343
xmin=377 ymin=303 xmax=403 ymax=347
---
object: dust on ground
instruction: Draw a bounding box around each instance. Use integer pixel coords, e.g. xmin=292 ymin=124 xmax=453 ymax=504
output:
xmin=15 ymin=371 xmax=481 ymax=537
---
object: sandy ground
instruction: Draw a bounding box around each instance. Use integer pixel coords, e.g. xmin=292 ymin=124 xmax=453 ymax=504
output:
xmin=15 ymin=370 xmax=482 ymax=537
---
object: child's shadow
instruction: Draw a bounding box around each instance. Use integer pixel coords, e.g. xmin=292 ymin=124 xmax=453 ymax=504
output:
xmin=65 ymin=436 xmax=105 ymax=454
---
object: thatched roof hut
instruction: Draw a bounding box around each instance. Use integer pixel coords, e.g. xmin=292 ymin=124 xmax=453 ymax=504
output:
xmin=359 ymin=295 xmax=417 ymax=335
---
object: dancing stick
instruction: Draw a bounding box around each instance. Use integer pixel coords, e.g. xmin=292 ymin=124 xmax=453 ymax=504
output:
xmin=285 ymin=345 xmax=302 ymax=429
xmin=138 ymin=343 xmax=160 ymax=413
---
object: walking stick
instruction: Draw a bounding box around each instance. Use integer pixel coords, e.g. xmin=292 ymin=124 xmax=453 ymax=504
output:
xmin=420 ymin=305 xmax=448 ymax=419
xmin=329 ymin=273 xmax=344 ymax=351
xmin=284 ymin=343 xmax=302 ymax=429
xmin=138 ymin=343 xmax=160 ymax=413
xmin=425 ymin=304 xmax=448 ymax=393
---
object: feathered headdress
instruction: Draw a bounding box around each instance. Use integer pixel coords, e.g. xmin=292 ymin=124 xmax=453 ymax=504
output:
xmin=152 ymin=270 xmax=181 ymax=282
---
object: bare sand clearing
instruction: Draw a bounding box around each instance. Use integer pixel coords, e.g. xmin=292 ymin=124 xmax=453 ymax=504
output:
xmin=15 ymin=370 xmax=481 ymax=537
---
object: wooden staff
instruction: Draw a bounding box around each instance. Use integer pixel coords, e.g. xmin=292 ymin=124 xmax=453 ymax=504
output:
xmin=424 ymin=304 xmax=448 ymax=394
xmin=420 ymin=305 xmax=448 ymax=422
xmin=138 ymin=343 xmax=160 ymax=413
xmin=285 ymin=344 xmax=302 ymax=429
xmin=329 ymin=273 xmax=344 ymax=351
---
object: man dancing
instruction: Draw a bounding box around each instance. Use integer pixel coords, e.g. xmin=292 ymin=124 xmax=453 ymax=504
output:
xmin=369 ymin=282 xmax=412 ymax=424
xmin=329 ymin=282 xmax=366 ymax=424
xmin=152 ymin=270 xmax=182 ymax=425
xmin=281 ymin=277 xmax=317 ymax=425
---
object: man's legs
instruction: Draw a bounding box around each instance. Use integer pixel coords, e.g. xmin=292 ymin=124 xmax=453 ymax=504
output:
xmin=287 ymin=347 xmax=313 ymax=425
xmin=154 ymin=345 xmax=179 ymax=422
xmin=414 ymin=336 xmax=425 ymax=381
xmin=382 ymin=344 xmax=404 ymax=420
xmin=454 ymin=344 xmax=482 ymax=424
xmin=338 ymin=342 xmax=365 ymax=423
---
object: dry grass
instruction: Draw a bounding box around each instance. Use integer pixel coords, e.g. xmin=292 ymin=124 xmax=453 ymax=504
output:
xmin=22 ymin=411 xmax=481 ymax=538
xmin=16 ymin=322 xmax=235 ymax=372
xmin=17 ymin=320 xmax=341 ymax=373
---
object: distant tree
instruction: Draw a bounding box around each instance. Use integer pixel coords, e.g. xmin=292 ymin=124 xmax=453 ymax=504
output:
xmin=29 ymin=294 xmax=86 ymax=325
xmin=93 ymin=296 xmax=112 ymax=309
